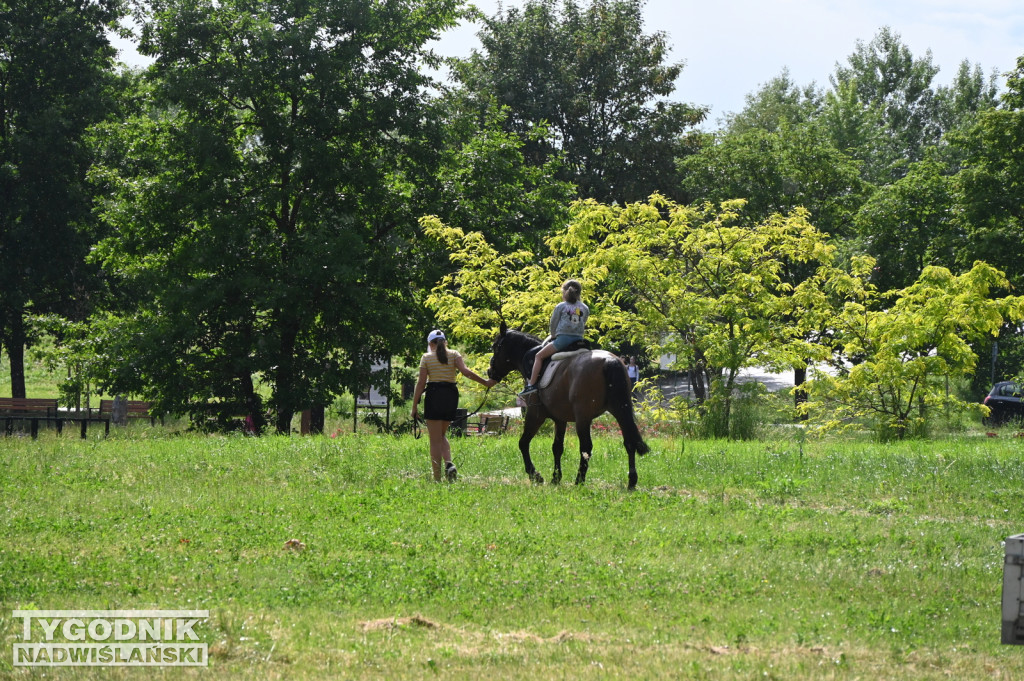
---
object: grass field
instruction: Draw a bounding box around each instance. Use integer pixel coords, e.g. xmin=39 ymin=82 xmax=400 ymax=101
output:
xmin=2 ymin=426 xmax=1024 ymax=679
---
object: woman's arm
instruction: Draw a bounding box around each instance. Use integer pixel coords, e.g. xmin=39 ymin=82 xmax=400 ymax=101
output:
xmin=411 ymin=363 xmax=428 ymax=418
xmin=455 ymin=355 xmax=497 ymax=388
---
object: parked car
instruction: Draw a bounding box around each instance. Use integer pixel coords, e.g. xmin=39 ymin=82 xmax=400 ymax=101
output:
xmin=983 ymin=381 xmax=1024 ymax=425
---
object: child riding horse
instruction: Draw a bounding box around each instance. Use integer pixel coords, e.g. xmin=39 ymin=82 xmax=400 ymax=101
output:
xmin=488 ymin=322 xmax=649 ymax=490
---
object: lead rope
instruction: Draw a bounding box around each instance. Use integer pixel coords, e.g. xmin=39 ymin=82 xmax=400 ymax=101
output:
xmin=413 ymin=386 xmax=496 ymax=440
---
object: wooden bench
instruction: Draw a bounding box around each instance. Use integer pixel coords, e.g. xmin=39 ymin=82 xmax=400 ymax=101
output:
xmin=467 ymin=412 xmax=511 ymax=436
xmin=99 ymin=399 xmax=159 ymax=426
xmin=0 ymin=397 xmax=109 ymax=439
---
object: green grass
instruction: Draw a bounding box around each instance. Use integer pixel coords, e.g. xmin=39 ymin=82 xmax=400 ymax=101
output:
xmin=1 ymin=428 xmax=1023 ymax=679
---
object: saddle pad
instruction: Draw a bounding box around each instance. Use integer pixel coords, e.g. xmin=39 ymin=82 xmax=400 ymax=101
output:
xmin=538 ymin=349 xmax=589 ymax=390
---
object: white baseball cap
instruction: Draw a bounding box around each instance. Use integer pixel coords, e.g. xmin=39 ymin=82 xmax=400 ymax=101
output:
xmin=427 ymin=329 xmax=445 ymax=343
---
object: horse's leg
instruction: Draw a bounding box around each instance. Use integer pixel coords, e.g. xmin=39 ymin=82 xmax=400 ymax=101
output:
xmin=574 ymin=419 xmax=593 ymax=485
xmin=551 ymin=421 xmax=566 ymax=485
xmin=519 ymin=408 xmax=546 ymax=485
xmin=626 ymin=446 xmax=638 ymax=491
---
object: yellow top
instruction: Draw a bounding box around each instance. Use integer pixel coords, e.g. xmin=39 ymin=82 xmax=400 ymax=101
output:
xmin=420 ymin=350 xmax=461 ymax=383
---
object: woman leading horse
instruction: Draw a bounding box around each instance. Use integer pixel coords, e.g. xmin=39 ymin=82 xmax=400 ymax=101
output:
xmin=487 ymin=322 xmax=649 ymax=490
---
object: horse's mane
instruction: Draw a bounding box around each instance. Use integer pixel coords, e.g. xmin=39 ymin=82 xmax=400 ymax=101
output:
xmin=503 ymin=328 xmax=542 ymax=353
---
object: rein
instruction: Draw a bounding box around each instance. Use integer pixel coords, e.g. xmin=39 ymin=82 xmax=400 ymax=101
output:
xmin=462 ymin=387 xmax=493 ymax=420
xmin=412 ymin=386 xmax=493 ymax=440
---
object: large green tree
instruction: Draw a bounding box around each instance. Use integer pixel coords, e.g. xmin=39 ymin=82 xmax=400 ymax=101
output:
xmin=680 ymin=122 xmax=867 ymax=240
xmin=455 ymin=0 xmax=706 ymax=205
xmin=951 ymin=55 xmax=1024 ymax=290
xmin=0 ymin=0 xmax=120 ymax=398
xmin=91 ymin=0 xmax=462 ymax=432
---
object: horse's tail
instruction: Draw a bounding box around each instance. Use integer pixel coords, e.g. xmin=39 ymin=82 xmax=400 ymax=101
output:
xmin=603 ymin=357 xmax=650 ymax=456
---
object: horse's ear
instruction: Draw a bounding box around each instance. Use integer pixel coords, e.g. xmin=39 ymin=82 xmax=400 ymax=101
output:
xmin=499 ymin=320 xmax=508 ymax=337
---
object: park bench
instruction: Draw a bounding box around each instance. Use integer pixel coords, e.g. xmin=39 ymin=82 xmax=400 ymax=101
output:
xmin=0 ymin=397 xmax=109 ymax=439
xmin=466 ymin=412 xmax=511 ymax=436
xmin=99 ymin=399 xmax=159 ymax=426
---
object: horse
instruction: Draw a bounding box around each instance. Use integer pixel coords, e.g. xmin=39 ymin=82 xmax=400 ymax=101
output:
xmin=487 ymin=322 xmax=650 ymax=490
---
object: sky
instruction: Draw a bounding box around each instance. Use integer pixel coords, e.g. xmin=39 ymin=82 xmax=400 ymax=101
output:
xmin=427 ymin=0 xmax=1024 ymax=126
xmin=113 ymin=0 xmax=1024 ymax=128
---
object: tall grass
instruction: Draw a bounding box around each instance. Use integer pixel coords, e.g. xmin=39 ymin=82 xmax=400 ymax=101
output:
xmin=1 ymin=428 xmax=1023 ymax=679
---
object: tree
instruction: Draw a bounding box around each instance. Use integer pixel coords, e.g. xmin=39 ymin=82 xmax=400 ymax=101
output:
xmin=680 ymin=122 xmax=867 ymax=240
xmin=721 ymin=68 xmax=822 ymax=135
xmin=934 ymin=60 xmax=999 ymax=135
xmin=829 ymin=27 xmax=941 ymax=183
xmin=944 ymin=55 xmax=1024 ymax=393
xmin=0 ymin=0 xmax=120 ymax=398
xmin=90 ymin=0 xmax=462 ymax=432
xmin=426 ymin=93 xmax=574 ymax=253
xmin=803 ymin=259 xmax=1024 ymax=439
xmin=425 ymin=196 xmax=837 ymax=437
xmin=853 ymin=158 xmax=958 ymax=291
xmin=950 ymin=56 xmax=1024 ymax=291
xmin=455 ymin=0 xmax=706 ymax=205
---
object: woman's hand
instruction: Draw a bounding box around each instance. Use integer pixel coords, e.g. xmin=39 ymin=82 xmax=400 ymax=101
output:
xmin=411 ymin=404 xmax=419 ymax=421
xmin=484 ymin=378 xmax=498 ymax=388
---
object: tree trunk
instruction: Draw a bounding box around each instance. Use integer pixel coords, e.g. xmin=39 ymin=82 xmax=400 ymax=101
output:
xmin=309 ymin=404 xmax=325 ymax=435
xmin=793 ymin=366 xmax=808 ymax=421
xmin=274 ymin=316 xmax=300 ymax=435
xmin=3 ymin=307 xmax=27 ymax=398
xmin=240 ymin=372 xmax=265 ymax=435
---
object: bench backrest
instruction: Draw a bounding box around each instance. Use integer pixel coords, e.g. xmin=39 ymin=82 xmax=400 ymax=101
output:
xmin=99 ymin=399 xmax=153 ymax=416
xmin=480 ymin=414 xmax=510 ymax=434
xmin=0 ymin=398 xmax=59 ymax=416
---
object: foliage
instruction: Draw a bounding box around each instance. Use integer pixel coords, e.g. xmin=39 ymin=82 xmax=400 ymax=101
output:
xmin=454 ymin=0 xmax=706 ymax=205
xmin=829 ymin=27 xmax=943 ymax=182
xmin=721 ymin=67 xmax=823 ymax=135
xmin=803 ymin=259 xmax=1024 ymax=439
xmin=420 ymin=216 xmax=562 ymax=347
xmin=550 ymin=196 xmax=837 ymax=434
xmin=853 ymin=159 xmax=957 ymax=291
xmin=681 ymin=121 xmax=868 ymax=240
xmin=427 ymin=96 xmax=574 ymax=253
xmin=0 ymin=0 xmax=121 ymax=397
xmin=950 ymin=55 xmax=1024 ymax=291
xmin=90 ymin=0 xmax=463 ymax=432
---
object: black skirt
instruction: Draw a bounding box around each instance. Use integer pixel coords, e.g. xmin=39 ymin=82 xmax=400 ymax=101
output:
xmin=424 ymin=382 xmax=459 ymax=421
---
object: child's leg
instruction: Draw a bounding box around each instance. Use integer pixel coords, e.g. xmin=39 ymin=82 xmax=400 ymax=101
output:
xmin=529 ymin=342 xmax=557 ymax=385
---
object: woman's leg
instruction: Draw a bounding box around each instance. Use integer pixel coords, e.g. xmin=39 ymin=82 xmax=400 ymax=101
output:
xmin=426 ymin=419 xmax=452 ymax=481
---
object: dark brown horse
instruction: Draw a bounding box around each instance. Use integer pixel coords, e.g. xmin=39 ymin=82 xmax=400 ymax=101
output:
xmin=488 ymin=323 xmax=650 ymax=490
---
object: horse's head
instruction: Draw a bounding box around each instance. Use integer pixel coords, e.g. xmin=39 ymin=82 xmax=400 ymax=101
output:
xmin=488 ymin=321 xmax=541 ymax=381
xmin=488 ymin=321 xmax=516 ymax=381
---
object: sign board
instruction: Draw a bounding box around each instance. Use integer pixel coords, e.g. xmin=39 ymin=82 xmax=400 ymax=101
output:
xmin=356 ymin=359 xmax=389 ymax=408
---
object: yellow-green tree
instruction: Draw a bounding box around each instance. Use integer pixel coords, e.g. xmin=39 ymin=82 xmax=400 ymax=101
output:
xmin=424 ymin=196 xmax=837 ymax=436
xmin=803 ymin=259 xmax=1024 ymax=438
xmin=551 ymin=196 xmax=836 ymax=434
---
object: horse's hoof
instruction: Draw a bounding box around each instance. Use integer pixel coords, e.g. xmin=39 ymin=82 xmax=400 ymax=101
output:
xmin=531 ymin=472 xmax=544 ymax=485
xmin=551 ymin=471 xmax=562 ymax=485
xmin=574 ymin=476 xmax=586 ymax=485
